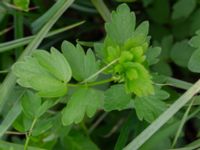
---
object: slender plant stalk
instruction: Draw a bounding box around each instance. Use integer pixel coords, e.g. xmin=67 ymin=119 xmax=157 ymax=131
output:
xmin=68 ymin=78 xmax=113 ymax=87
xmin=91 ymin=0 xmax=111 ymax=22
xmin=81 ymin=59 xmax=119 ymax=83
xmin=123 ymin=79 xmax=200 ymax=150
xmin=165 ymin=77 xmax=193 ymax=90
xmin=24 ymin=118 xmax=37 ymax=150
xmin=0 ymin=90 xmax=24 ymax=138
xmin=172 ymin=98 xmax=195 ymax=148
xmin=0 ymin=26 xmax=13 ymax=36
xmin=14 ymin=10 xmax=24 ymax=57
xmin=0 ymin=21 xmax=84 ymax=53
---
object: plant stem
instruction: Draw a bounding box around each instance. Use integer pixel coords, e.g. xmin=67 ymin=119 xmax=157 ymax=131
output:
xmin=81 ymin=59 xmax=119 ymax=84
xmin=68 ymin=78 xmax=113 ymax=87
xmin=165 ymin=77 xmax=193 ymax=90
xmin=172 ymin=98 xmax=195 ymax=148
xmin=24 ymin=118 xmax=37 ymax=150
xmin=90 ymin=0 xmax=111 ymax=22
xmin=0 ymin=21 xmax=84 ymax=53
xmin=5 ymin=131 xmax=26 ymax=135
xmin=0 ymin=70 xmax=9 ymax=74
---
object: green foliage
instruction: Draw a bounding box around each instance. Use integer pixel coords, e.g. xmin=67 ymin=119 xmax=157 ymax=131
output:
xmin=172 ymin=0 xmax=196 ymax=20
xmin=170 ymin=40 xmax=195 ymax=67
xmin=12 ymin=49 xmax=71 ymax=97
xmin=21 ymin=91 xmax=54 ymax=119
xmin=101 ymin=4 xmax=154 ymax=96
xmin=146 ymin=47 xmax=161 ymax=65
xmin=62 ymin=41 xmax=99 ymax=82
xmin=188 ymin=30 xmax=200 ymax=72
xmin=105 ymin=4 xmax=135 ymax=45
xmin=64 ymin=131 xmax=99 ymax=150
xmin=13 ymin=0 xmax=30 ymax=11
xmin=62 ymin=87 xmax=103 ymax=126
xmin=188 ymin=48 xmax=200 ymax=73
xmin=104 ymin=84 xmax=132 ymax=111
xmin=134 ymin=87 xmax=169 ymax=122
xmin=1 ymin=1 xmax=200 ymax=150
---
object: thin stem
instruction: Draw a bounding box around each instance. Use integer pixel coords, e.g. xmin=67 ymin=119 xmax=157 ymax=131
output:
xmin=89 ymin=112 xmax=108 ymax=134
xmin=90 ymin=0 xmax=111 ymax=22
xmin=5 ymin=131 xmax=26 ymax=135
xmin=0 ymin=21 xmax=84 ymax=53
xmin=0 ymin=70 xmax=9 ymax=74
xmin=68 ymin=78 xmax=113 ymax=87
xmin=0 ymin=26 xmax=13 ymax=36
xmin=24 ymin=118 xmax=37 ymax=150
xmin=80 ymin=122 xmax=89 ymax=137
xmin=81 ymin=59 xmax=119 ymax=84
xmin=165 ymin=77 xmax=193 ymax=90
xmin=172 ymin=98 xmax=195 ymax=148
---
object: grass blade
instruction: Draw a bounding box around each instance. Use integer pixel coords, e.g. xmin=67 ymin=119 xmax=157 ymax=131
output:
xmin=0 ymin=140 xmax=45 ymax=150
xmin=0 ymin=21 xmax=84 ymax=53
xmin=0 ymin=90 xmax=24 ymax=138
xmin=172 ymin=98 xmax=195 ymax=148
xmin=123 ymin=79 xmax=200 ymax=150
xmin=90 ymin=0 xmax=110 ymax=22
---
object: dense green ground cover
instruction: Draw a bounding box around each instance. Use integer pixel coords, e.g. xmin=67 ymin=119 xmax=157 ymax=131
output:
xmin=0 ymin=0 xmax=200 ymax=150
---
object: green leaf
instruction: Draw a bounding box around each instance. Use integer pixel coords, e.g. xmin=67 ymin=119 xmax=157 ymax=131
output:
xmin=188 ymin=48 xmax=200 ymax=73
xmin=146 ymin=0 xmax=170 ymax=24
xmin=189 ymin=30 xmax=200 ymax=48
xmin=159 ymin=35 xmax=173 ymax=61
xmin=104 ymin=84 xmax=132 ymax=111
xmin=32 ymin=118 xmax=54 ymax=136
xmin=172 ymin=0 xmax=196 ymax=20
xmin=21 ymin=91 xmax=41 ymax=119
xmin=189 ymin=9 xmax=200 ymax=35
xmin=134 ymin=87 xmax=169 ymax=122
xmin=14 ymin=0 xmax=30 ymax=11
xmin=170 ymin=40 xmax=195 ymax=67
xmin=33 ymin=48 xmax=72 ymax=83
xmin=62 ymin=41 xmax=99 ymax=82
xmin=105 ymin=3 xmax=136 ymax=45
xmin=146 ymin=46 xmax=161 ymax=65
xmin=21 ymin=91 xmax=54 ymax=119
xmin=152 ymin=61 xmax=172 ymax=76
xmin=12 ymin=49 xmax=71 ymax=97
xmin=64 ymin=131 xmax=99 ymax=150
xmin=62 ymin=88 xmax=103 ymax=126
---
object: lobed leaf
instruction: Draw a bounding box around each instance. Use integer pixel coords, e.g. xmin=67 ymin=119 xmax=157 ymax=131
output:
xmin=62 ymin=41 xmax=99 ymax=82
xmin=134 ymin=87 xmax=169 ymax=122
xmin=62 ymin=87 xmax=103 ymax=126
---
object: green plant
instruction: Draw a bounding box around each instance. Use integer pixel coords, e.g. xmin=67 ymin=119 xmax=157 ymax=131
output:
xmin=1 ymin=0 xmax=200 ymax=150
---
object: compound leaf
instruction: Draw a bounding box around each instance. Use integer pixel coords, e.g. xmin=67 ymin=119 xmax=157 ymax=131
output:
xmin=12 ymin=49 xmax=71 ymax=97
